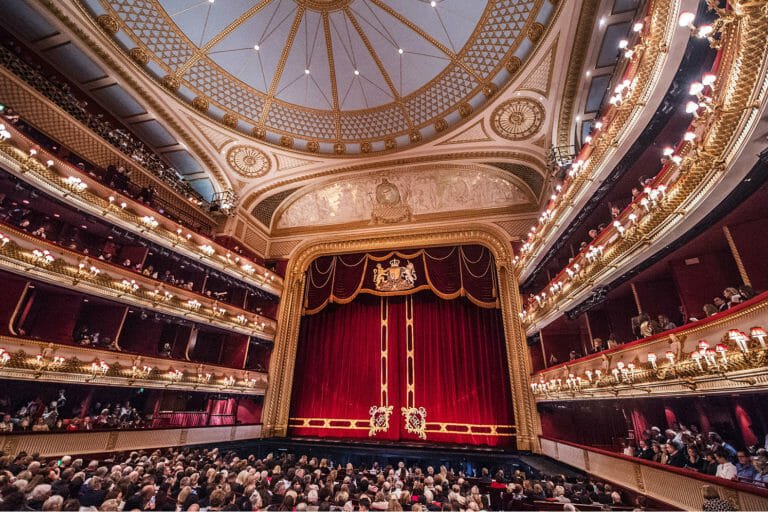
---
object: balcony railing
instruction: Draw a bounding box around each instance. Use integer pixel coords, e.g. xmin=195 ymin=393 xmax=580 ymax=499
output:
xmin=0 ymin=223 xmax=277 ymax=339
xmin=540 ymin=436 xmax=768 ymax=511
xmin=520 ymin=2 xmax=768 ymax=328
xmin=0 ymin=423 xmax=263 ymax=457
xmin=531 ymin=291 xmax=768 ymax=400
xmin=0 ymin=124 xmax=283 ymax=297
xmin=0 ymin=335 xmax=267 ymax=394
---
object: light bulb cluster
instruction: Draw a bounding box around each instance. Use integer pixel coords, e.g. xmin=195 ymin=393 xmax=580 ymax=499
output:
xmin=0 ymin=232 xmax=10 ymax=246
xmin=0 ymin=349 xmax=10 ymax=366
xmin=140 ymin=215 xmax=159 ymax=229
xmin=0 ymin=124 xmax=11 ymax=140
xmin=121 ymin=279 xmax=140 ymax=292
xmin=31 ymin=249 xmax=54 ymax=265
xmin=63 ymin=176 xmax=88 ymax=192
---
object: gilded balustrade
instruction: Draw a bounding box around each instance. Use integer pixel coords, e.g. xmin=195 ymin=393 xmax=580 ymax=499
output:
xmin=522 ymin=1 xmax=768 ymax=329
xmin=0 ymin=222 xmax=276 ymax=339
xmin=532 ymin=293 xmax=768 ymax=400
xmin=0 ymin=335 xmax=267 ymax=394
xmin=0 ymin=124 xmax=283 ymax=296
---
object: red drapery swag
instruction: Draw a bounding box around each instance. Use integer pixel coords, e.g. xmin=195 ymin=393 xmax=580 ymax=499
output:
xmin=303 ymin=245 xmax=498 ymax=314
xmin=289 ymin=292 xmax=516 ymax=447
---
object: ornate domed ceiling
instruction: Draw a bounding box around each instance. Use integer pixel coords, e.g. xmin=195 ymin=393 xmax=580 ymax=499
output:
xmin=83 ymin=0 xmax=556 ymax=155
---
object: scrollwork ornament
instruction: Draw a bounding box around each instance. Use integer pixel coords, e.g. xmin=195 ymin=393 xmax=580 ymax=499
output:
xmin=368 ymin=405 xmax=393 ymax=437
xmin=128 ymin=47 xmax=149 ymax=66
xmin=401 ymin=406 xmax=427 ymax=440
xmin=96 ymin=14 xmax=119 ymax=34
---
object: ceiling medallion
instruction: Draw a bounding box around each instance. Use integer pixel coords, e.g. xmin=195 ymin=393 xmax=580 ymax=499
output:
xmin=293 ymin=0 xmax=353 ymax=12
xmin=491 ymin=98 xmax=545 ymax=141
xmin=226 ymin=146 xmax=271 ymax=178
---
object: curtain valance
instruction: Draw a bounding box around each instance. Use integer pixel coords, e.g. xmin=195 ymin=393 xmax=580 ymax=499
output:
xmin=304 ymin=245 xmax=498 ymax=314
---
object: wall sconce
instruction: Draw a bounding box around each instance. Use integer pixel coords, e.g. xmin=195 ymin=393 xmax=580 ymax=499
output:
xmin=200 ymin=245 xmax=215 ymax=257
xmin=0 ymin=349 xmax=10 ymax=366
xmin=130 ymin=364 xmax=152 ymax=379
xmin=197 ymin=372 xmax=212 ymax=384
xmin=63 ymin=176 xmax=88 ymax=193
xmin=35 ymin=354 xmax=64 ymax=372
xmin=750 ymin=327 xmax=767 ymax=350
xmin=121 ymin=279 xmax=140 ymax=293
xmin=167 ymin=369 xmax=183 ymax=383
xmin=187 ymin=299 xmax=201 ymax=311
xmin=729 ymin=329 xmax=749 ymax=353
xmin=87 ymin=360 xmax=110 ymax=381
xmin=0 ymin=233 xmax=10 ymax=247
xmin=31 ymin=249 xmax=55 ymax=265
xmin=222 ymin=375 xmax=236 ymax=388
xmin=139 ymin=216 xmax=159 ymax=230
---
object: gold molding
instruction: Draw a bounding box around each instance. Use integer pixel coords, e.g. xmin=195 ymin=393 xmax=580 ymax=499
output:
xmin=722 ymin=225 xmax=752 ymax=288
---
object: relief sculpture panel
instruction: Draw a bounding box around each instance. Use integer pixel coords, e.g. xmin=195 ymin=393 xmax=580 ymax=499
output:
xmin=275 ymin=168 xmax=533 ymax=229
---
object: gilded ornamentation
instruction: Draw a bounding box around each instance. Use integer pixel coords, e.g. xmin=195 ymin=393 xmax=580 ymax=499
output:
xmin=458 ymin=102 xmax=472 ymax=118
xmin=384 ymin=138 xmax=396 ymax=150
xmin=96 ymin=14 xmax=119 ymax=34
xmin=368 ymin=405 xmax=393 ymax=436
xmin=409 ymin=131 xmax=422 ymax=143
xmin=491 ymin=98 xmax=545 ymax=140
xmin=371 ymin=178 xmax=412 ymax=225
xmin=226 ymin=145 xmax=271 ymax=178
xmin=280 ymin=135 xmax=294 ymax=148
xmin=82 ymin=0 xmax=559 ymax=154
xmin=528 ymin=22 xmax=545 ymax=43
xmin=360 ymin=141 xmax=372 ymax=153
xmin=333 ymin=142 xmax=345 ymax=155
xmin=506 ymin=56 xmax=522 ymax=74
xmin=373 ymin=259 xmax=417 ymax=291
xmin=251 ymin=127 xmax=266 ymax=139
xmin=222 ymin=112 xmax=238 ymax=128
xmin=128 ymin=47 xmax=149 ymax=66
xmin=401 ymin=406 xmax=428 ymax=440
xmin=307 ymin=141 xmax=320 ymax=153
xmin=160 ymin=75 xmax=180 ymax=92
xmin=434 ymin=118 xmax=447 ymax=132
xmin=191 ymin=95 xmax=209 ymax=112
xmin=276 ymin=167 xmax=530 ymax=230
xmin=482 ymin=83 xmax=498 ymax=98
xmin=295 ymin=0 xmax=353 ymax=12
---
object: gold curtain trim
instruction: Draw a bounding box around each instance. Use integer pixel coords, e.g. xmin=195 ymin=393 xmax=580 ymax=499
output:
xmin=288 ymin=417 xmax=517 ymax=436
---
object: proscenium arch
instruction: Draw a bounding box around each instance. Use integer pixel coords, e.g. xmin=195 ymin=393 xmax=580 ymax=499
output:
xmin=261 ymin=223 xmax=541 ymax=451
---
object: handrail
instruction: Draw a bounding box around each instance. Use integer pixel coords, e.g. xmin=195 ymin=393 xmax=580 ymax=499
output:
xmin=539 ymin=436 xmax=768 ymax=510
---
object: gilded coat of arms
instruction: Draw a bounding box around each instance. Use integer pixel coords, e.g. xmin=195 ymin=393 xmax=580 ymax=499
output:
xmin=373 ymin=259 xmax=417 ymax=291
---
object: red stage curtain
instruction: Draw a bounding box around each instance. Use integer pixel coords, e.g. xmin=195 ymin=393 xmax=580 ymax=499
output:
xmin=406 ymin=293 xmax=513 ymax=446
xmin=289 ymin=295 xmax=394 ymax=440
xmin=289 ymin=291 xmax=514 ymax=447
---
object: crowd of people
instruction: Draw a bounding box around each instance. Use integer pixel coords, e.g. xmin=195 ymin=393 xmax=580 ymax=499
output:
xmin=545 ymin=283 xmax=759 ymax=366
xmin=0 ymin=445 xmax=654 ymax=512
xmin=0 ymin=191 xmax=261 ymax=315
xmin=0 ymin=390 xmax=146 ymax=435
xmin=0 ymin=43 xmax=205 ymax=206
xmin=624 ymin=423 xmax=768 ymax=489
